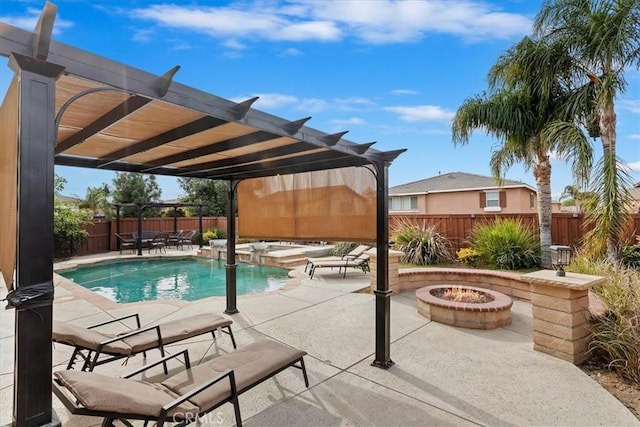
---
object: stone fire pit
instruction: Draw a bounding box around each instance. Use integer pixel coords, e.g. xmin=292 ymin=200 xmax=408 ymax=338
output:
xmin=416 ymin=285 xmax=512 ymax=330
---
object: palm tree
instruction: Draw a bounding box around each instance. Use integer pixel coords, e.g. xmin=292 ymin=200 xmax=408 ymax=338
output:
xmin=83 ymin=184 xmax=111 ymax=218
xmin=452 ymin=36 xmax=593 ymax=268
xmin=534 ymin=0 xmax=640 ymax=260
xmin=560 ymin=184 xmax=582 ymax=211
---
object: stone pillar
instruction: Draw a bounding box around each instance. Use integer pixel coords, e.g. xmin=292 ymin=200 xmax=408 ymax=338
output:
xmin=367 ymin=248 xmax=404 ymax=293
xmin=521 ymin=270 xmax=605 ymax=364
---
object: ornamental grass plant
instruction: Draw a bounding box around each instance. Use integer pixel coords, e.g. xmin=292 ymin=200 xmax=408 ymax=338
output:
xmin=569 ymin=255 xmax=640 ymax=384
xmin=391 ymin=218 xmax=452 ymax=265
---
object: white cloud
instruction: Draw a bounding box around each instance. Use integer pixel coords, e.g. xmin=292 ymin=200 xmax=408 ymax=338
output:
xmin=335 ymin=96 xmax=377 ymax=111
xmin=628 ymin=134 xmax=640 ymax=140
xmin=1 ymin=7 xmax=73 ymax=34
xmin=620 ymin=100 xmax=640 ymax=114
xmin=391 ymin=89 xmax=418 ymax=95
xmin=251 ymin=93 xmax=299 ymax=109
xmin=295 ymin=98 xmax=329 ymax=113
xmin=331 ymin=117 xmax=367 ymax=126
xmin=279 ymin=47 xmax=303 ymax=57
xmin=223 ymin=39 xmax=246 ymax=51
xmin=628 ymin=161 xmax=640 ymax=172
xmin=385 ymin=105 xmax=455 ymax=122
xmin=130 ymin=1 xmax=531 ymax=46
xmin=132 ymin=28 xmax=154 ymax=42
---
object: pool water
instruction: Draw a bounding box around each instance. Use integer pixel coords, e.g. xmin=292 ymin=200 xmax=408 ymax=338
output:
xmin=58 ymin=257 xmax=289 ymax=303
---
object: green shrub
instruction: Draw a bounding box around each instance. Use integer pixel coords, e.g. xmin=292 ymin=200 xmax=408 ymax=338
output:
xmin=202 ymin=230 xmax=217 ymax=241
xmin=569 ymin=256 xmax=640 ymax=384
xmin=621 ymin=241 xmax=640 ymax=269
xmin=469 ymin=218 xmax=539 ymax=270
xmin=391 ymin=218 xmax=452 ymax=265
xmin=53 ymin=204 xmax=93 ymax=258
xmin=457 ymin=247 xmax=481 ymax=267
xmin=332 ymin=242 xmax=358 ymax=256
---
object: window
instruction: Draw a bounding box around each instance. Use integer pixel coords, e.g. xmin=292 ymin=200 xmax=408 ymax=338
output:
xmin=485 ymin=191 xmax=500 ymax=208
xmin=480 ymin=190 xmax=506 ymax=212
xmin=389 ymin=196 xmax=418 ymax=211
xmin=530 ymin=193 xmax=535 ymax=210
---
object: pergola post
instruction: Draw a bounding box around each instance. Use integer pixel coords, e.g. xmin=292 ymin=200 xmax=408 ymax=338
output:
xmin=10 ymin=52 xmax=64 ymax=426
xmin=136 ymin=203 xmax=143 ymax=255
xmin=198 ymin=205 xmax=203 ymax=248
xmin=372 ymin=160 xmax=394 ymax=369
xmin=115 ymin=205 xmax=121 ymax=251
xmin=225 ymin=180 xmax=238 ymax=314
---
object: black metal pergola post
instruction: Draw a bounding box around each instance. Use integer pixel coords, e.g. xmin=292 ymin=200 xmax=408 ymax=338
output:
xmin=372 ymin=160 xmax=393 ymax=369
xmin=224 ymin=180 xmax=239 ymax=314
xmin=10 ymin=51 xmax=63 ymax=426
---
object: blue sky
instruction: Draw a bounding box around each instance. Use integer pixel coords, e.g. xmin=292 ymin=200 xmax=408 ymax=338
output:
xmin=1 ymin=0 xmax=638 ymax=201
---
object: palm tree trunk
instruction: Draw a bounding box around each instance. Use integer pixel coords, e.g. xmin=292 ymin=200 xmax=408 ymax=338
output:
xmin=534 ymin=159 xmax=553 ymax=268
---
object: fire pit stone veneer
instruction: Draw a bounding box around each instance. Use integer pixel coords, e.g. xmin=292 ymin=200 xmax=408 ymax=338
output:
xmin=416 ymin=285 xmax=513 ymax=330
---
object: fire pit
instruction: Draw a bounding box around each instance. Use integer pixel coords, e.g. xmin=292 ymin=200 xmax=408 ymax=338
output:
xmin=416 ymin=285 xmax=512 ymax=330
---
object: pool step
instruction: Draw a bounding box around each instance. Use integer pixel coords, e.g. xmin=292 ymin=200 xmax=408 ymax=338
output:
xmin=274 ymin=257 xmax=308 ymax=268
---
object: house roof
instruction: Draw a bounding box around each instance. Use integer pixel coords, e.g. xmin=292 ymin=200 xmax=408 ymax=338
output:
xmin=389 ymin=172 xmax=535 ymax=195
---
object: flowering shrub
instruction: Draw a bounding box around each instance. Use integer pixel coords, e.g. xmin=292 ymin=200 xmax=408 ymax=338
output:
xmin=457 ymin=247 xmax=480 ymax=266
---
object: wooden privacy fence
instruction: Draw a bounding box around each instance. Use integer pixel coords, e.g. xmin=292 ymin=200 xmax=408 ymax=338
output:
xmin=78 ymin=217 xmax=228 ymax=255
xmin=390 ymin=213 xmax=640 ymax=253
xmin=78 ymin=213 xmax=640 ymax=256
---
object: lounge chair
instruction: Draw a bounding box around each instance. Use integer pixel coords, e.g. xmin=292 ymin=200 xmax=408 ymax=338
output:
xmin=114 ymin=233 xmax=136 ymax=254
xmin=304 ymin=244 xmax=370 ymax=273
xmin=179 ymin=230 xmax=197 ymax=249
xmin=53 ymin=312 xmax=236 ymax=372
xmin=308 ymin=254 xmax=370 ymax=279
xmin=53 ymin=339 xmax=309 ymax=427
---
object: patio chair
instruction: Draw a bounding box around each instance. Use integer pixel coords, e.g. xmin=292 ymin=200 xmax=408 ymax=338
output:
xmin=149 ymin=232 xmax=169 ymax=253
xmin=308 ymin=254 xmax=370 ymax=279
xmin=166 ymin=230 xmax=184 ymax=249
xmin=114 ymin=233 xmax=136 ymax=254
xmin=304 ymin=244 xmax=370 ymax=273
xmin=53 ymin=339 xmax=309 ymax=427
xmin=179 ymin=230 xmax=196 ymax=249
xmin=53 ymin=312 xmax=236 ymax=372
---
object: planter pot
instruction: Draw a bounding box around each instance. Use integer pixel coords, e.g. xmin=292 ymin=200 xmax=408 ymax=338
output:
xmin=210 ymin=239 xmax=227 ymax=247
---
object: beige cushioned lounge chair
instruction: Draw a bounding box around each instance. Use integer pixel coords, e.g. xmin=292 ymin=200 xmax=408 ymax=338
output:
xmin=53 ymin=339 xmax=308 ymax=427
xmin=54 ymin=312 xmax=236 ymax=372
xmin=304 ymin=244 xmax=370 ymax=273
xmin=308 ymin=254 xmax=371 ymax=279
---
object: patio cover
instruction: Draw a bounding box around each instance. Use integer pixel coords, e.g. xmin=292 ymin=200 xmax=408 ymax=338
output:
xmin=0 ymin=3 xmax=405 ymax=425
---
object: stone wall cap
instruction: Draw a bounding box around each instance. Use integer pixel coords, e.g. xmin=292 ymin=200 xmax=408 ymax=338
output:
xmin=520 ymin=270 xmax=606 ymax=290
xmin=365 ymin=248 xmax=405 ymax=256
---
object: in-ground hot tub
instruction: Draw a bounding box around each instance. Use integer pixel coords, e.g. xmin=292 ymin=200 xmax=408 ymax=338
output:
xmin=416 ymin=285 xmax=513 ymax=330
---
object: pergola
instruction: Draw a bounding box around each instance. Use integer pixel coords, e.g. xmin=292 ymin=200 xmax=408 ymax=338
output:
xmin=0 ymin=3 xmax=405 ymax=425
xmin=113 ymin=202 xmax=204 ymax=255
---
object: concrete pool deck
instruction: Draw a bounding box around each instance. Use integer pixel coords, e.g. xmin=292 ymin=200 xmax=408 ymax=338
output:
xmin=0 ymin=249 xmax=638 ymax=426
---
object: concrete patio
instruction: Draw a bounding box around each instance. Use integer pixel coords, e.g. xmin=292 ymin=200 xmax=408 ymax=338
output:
xmin=1 ymin=250 xmax=638 ymax=426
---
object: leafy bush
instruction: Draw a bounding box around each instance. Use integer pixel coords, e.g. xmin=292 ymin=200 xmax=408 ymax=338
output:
xmin=569 ymin=256 xmax=640 ymax=384
xmin=621 ymin=240 xmax=640 ymax=269
xmin=391 ymin=218 xmax=452 ymax=265
xmin=457 ymin=247 xmax=481 ymax=267
xmin=469 ymin=218 xmax=539 ymax=270
xmin=53 ymin=204 xmax=93 ymax=258
xmin=202 ymin=228 xmax=227 ymax=242
xmin=332 ymin=242 xmax=358 ymax=257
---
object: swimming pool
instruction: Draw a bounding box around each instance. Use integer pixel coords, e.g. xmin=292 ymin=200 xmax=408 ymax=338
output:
xmin=58 ymin=257 xmax=289 ymax=303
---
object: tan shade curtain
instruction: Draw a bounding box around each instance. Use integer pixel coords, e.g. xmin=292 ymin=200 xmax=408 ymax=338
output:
xmin=0 ymin=76 xmax=19 ymax=290
xmin=238 ymin=166 xmax=376 ymax=242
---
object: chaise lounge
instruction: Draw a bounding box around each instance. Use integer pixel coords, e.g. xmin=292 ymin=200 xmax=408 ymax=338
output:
xmin=304 ymin=244 xmax=370 ymax=273
xmin=308 ymin=254 xmax=371 ymax=279
xmin=53 ymin=312 xmax=236 ymax=372
xmin=53 ymin=339 xmax=309 ymax=427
